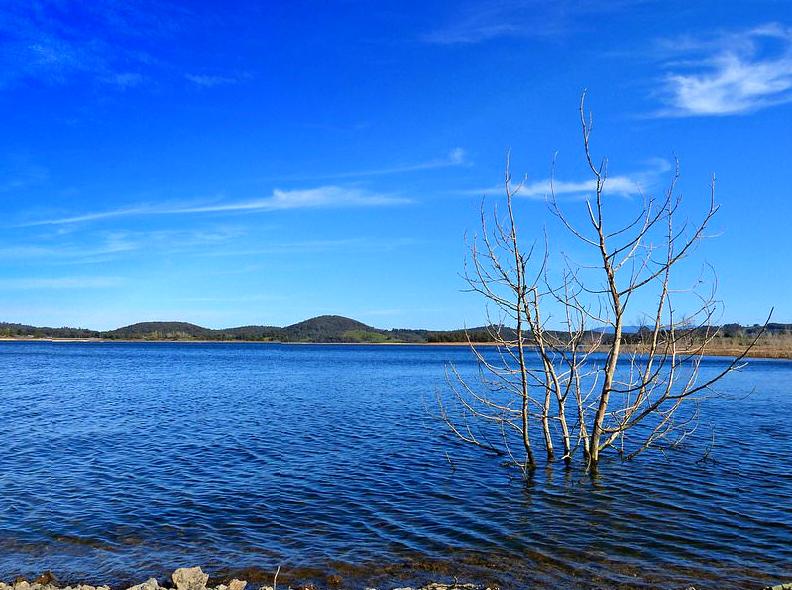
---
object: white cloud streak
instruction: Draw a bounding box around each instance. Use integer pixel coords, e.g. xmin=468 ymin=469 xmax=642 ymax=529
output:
xmin=185 ymin=73 xmax=245 ymax=87
xmin=0 ymin=277 xmax=123 ymax=289
xmin=199 ymin=237 xmax=419 ymax=258
xmin=0 ymin=2 xmax=238 ymax=90
xmin=422 ymin=0 xmax=642 ymax=45
xmin=656 ymin=23 xmax=792 ymax=117
xmin=0 ymin=228 xmax=245 ymax=263
xmin=19 ymin=186 xmax=411 ymax=227
xmin=287 ymin=148 xmax=468 ymax=181
xmin=461 ymin=159 xmax=671 ymax=200
xmin=348 ymin=146 xmax=467 ymax=176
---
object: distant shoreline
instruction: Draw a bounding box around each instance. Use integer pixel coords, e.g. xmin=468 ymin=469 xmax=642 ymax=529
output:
xmin=3 ymin=315 xmax=788 ymax=358
xmin=0 ymin=337 xmax=496 ymax=346
xmin=2 ymin=336 xmax=791 ymax=360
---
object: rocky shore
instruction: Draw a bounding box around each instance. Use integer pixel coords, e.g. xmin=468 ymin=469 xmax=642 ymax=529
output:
xmin=3 ymin=568 xmax=790 ymax=590
xmin=0 ymin=568 xmax=496 ymax=590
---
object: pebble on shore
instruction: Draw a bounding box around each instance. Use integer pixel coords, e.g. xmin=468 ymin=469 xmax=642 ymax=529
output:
xmin=0 ymin=567 xmax=497 ymax=590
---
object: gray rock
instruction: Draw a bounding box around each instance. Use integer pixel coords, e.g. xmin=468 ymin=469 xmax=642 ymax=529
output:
xmin=172 ymin=568 xmax=208 ymax=590
xmin=127 ymin=578 xmax=159 ymax=590
xmin=227 ymin=580 xmax=245 ymax=590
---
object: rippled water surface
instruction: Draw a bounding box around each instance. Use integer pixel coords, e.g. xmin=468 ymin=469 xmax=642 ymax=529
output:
xmin=0 ymin=342 xmax=790 ymax=589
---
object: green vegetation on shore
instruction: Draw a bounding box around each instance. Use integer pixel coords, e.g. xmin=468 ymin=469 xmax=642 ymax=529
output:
xmin=0 ymin=315 xmax=510 ymax=344
xmin=0 ymin=315 xmax=464 ymax=343
xmin=0 ymin=315 xmax=790 ymax=356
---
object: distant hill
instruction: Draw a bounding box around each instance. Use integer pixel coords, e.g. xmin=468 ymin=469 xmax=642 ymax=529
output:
xmin=104 ymin=322 xmax=214 ymax=340
xmin=282 ymin=315 xmax=392 ymax=343
xmin=83 ymin=315 xmax=415 ymax=343
xmin=1 ymin=316 xmax=789 ymax=345
xmin=220 ymin=325 xmax=282 ymax=341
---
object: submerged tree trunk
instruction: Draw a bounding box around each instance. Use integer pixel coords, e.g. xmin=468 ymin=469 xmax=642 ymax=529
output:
xmin=589 ymin=323 xmax=622 ymax=465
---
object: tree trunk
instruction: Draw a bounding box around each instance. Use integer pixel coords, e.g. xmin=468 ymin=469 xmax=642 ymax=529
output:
xmin=589 ymin=325 xmax=622 ymax=464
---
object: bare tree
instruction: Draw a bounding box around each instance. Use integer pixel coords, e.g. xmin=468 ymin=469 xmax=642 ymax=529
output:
xmin=438 ymin=93 xmax=769 ymax=472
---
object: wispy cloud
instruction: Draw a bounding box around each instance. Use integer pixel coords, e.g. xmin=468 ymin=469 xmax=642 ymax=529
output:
xmin=654 ymin=23 xmax=792 ymax=117
xmin=198 ymin=238 xmax=365 ymax=258
xmin=306 ymin=148 xmax=468 ymax=180
xmin=0 ymin=159 xmax=49 ymax=192
xmin=0 ymin=228 xmax=244 ymax=263
xmin=104 ymin=71 xmax=147 ymax=89
xmin=0 ymin=241 xmax=135 ymax=261
xmin=20 ymin=206 xmax=157 ymax=226
xmin=0 ymin=2 xmax=239 ymax=90
xmin=460 ymin=159 xmax=671 ymax=200
xmin=174 ymin=294 xmax=285 ymax=304
xmin=19 ymin=186 xmax=411 ymax=227
xmin=185 ymin=73 xmax=246 ymax=87
xmin=422 ymin=2 xmax=536 ymax=45
xmin=0 ymin=2 xmax=160 ymax=87
xmin=174 ymin=187 xmax=409 ymax=213
xmin=421 ymin=0 xmax=639 ymax=45
xmin=200 ymin=237 xmax=419 ymax=258
xmin=258 ymin=149 xmax=468 ymax=183
xmin=0 ymin=276 xmax=123 ymax=289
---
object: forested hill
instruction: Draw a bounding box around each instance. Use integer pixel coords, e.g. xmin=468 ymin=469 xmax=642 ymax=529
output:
xmin=0 ymin=315 xmax=788 ymax=344
xmin=101 ymin=315 xmax=501 ymax=343
xmin=0 ymin=315 xmax=496 ymax=343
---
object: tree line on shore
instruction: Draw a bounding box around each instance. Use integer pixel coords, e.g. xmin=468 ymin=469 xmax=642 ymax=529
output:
xmin=0 ymin=315 xmax=787 ymax=344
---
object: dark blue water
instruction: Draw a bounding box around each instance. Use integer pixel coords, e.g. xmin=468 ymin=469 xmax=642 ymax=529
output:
xmin=0 ymin=342 xmax=790 ymax=589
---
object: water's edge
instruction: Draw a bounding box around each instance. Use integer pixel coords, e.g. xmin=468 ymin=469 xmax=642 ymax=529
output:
xmin=3 ymin=566 xmax=496 ymax=590
xmin=5 ymin=566 xmax=791 ymax=590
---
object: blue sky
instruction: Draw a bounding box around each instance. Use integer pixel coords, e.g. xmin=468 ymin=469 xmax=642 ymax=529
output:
xmin=0 ymin=0 xmax=790 ymax=330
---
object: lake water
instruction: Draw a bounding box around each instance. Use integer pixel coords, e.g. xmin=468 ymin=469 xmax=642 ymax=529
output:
xmin=0 ymin=342 xmax=790 ymax=589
